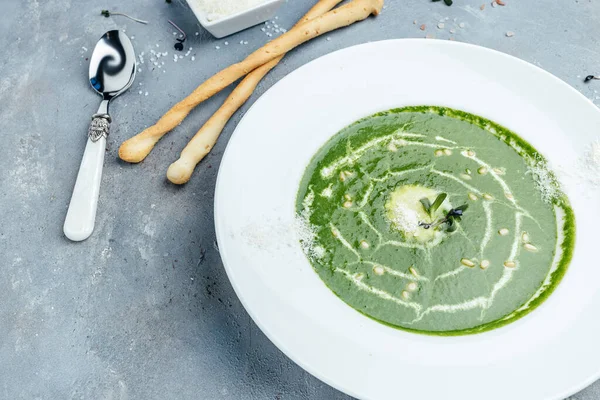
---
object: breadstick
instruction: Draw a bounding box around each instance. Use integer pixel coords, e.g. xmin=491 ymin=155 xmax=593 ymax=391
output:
xmin=119 ymin=0 xmax=384 ymax=163
xmin=166 ymin=0 xmax=345 ymax=184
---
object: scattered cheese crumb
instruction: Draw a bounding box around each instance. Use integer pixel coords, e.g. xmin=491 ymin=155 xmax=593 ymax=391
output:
xmin=527 ymin=157 xmax=561 ymax=203
xmin=390 ymin=203 xmax=420 ymax=235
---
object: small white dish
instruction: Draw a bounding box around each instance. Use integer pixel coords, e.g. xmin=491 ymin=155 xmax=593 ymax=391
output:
xmin=215 ymin=39 xmax=600 ymax=399
xmin=185 ymin=0 xmax=284 ymax=38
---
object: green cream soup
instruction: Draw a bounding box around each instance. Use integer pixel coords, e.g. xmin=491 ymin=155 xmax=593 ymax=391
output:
xmin=296 ymin=106 xmax=575 ymax=335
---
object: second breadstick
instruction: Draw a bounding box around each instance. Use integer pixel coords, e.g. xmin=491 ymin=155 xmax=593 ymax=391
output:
xmin=119 ymin=0 xmax=384 ymax=163
xmin=167 ymin=61 xmax=277 ymax=184
xmin=167 ymin=0 xmax=345 ymax=184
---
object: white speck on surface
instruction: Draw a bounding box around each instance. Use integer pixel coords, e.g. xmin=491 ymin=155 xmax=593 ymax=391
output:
xmin=195 ymin=32 xmax=199 ymax=35
xmin=81 ymin=46 xmax=87 ymax=51
xmin=459 ymin=22 xmax=466 ymax=28
xmin=144 ymin=92 xmax=148 ymax=96
xmin=326 ymin=37 xmax=331 ymax=41
xmin=224 ymin=41 xmax=229 ymax=45
xmin=138 ymin=90 xmax=142 ymax=95
xmin=101 ymin=247 xmax=112 ymax=260
xmin=191 ymin=56 xmax=195 ymax=61
xmin=450 ymin=28 xmax=456 ymax=34
xmin=437 ymin=22 xmax=445 ymax=29
xmin=506 ymin=31 xmax=515 ymax=37
xmin=215 ymin=46 xmax=220 ymax=49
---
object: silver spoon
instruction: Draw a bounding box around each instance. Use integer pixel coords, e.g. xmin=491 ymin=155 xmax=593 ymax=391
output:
xmin=64 ymin=30 xmax=136 ymax=241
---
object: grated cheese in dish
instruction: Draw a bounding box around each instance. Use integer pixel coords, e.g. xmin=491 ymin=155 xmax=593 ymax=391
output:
xmin=192 ymin=0 xmax=271 ymax=21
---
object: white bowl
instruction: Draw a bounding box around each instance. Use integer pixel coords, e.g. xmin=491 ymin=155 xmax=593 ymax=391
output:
xmin=185 ymin=0 xmax=285 ymax=38
xmin=215 ymin=39 xmax=600 ymax=400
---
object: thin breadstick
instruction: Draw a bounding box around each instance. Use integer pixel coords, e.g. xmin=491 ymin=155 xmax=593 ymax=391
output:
xmin=166 ymin=0 xmax=345 ymax=184
xmin=119 ymin=0 xmax=384 ymax=163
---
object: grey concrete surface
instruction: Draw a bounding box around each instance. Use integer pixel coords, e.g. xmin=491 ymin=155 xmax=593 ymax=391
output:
xmin=1 ymin=0 xmax=599 ymax=399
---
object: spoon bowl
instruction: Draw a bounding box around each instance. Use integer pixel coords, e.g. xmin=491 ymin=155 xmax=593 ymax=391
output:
xmin=64 ymin=30 xmax=136 ymax=242
xmin=89 ymin=30 xmax=136 ymax=99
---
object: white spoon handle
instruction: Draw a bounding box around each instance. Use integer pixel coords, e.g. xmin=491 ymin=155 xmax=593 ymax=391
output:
xmin=63 ymin=114 xmax=110 ymax=241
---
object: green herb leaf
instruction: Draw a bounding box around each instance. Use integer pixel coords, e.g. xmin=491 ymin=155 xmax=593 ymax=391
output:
xmin=420 ymin=198 xmax=432 ymax=215
xmin=444 ymin=0 xmax=453 ymax=5
xmin=454 ymin=204 xmax=469 ymax=212
xmin=166 ymin=0 xmax=172 ymax=3
xmin=101 ymin=9 xmax=110 ymax=17
xmin=430 ymin=193 xmax=447 ymax=215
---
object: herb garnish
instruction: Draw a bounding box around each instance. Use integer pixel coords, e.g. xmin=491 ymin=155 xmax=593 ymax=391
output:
xmin=100 ymin=10 xmax=148 ymax=24
xmin=432 ymin=0 xmax=453 ymax=6
xmin=168 ymin=20 xmax=187 ymax=51
xmin=585 ymin=75 xmax=600 ymax=83
xmin=418 ymin=193 xmax=468 ymax=232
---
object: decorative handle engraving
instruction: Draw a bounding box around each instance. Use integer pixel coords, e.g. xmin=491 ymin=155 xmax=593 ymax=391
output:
xmin=88 ymin=113 xmax=111 ymax=142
